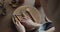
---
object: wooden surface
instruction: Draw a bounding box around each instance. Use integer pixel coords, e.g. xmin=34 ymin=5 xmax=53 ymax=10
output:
xmin=0 ymin=0 xmax=18 ymax=32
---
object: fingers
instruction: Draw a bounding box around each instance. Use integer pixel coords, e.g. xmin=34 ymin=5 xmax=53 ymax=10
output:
xmin=12 ymin=15 xmax=26 ymax=32
xmin=12 ymin=16 xmax=16 ymax=25
xmin=12 ymin=15 xmax=40 ymax=31
xmin=23 ymin=17 xmax=40 ymax=28
xmin=21 ymin=16 xmax=40 ymax=27
xmin=12 ymin=16 xmax=18 ymax=25
xmin=14 ymin=16 xmax=26 ymax=32
xmin=15 ymin=17 xmax=20 ymax=26
xmin=21 ymin=16 xmax=40 ymax=29
xmin=14 ymin=15 xmax=23 ymax=26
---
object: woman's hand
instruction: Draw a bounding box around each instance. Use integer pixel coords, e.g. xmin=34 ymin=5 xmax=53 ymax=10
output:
xmin=12 ymin=16 xmax=26 ymax=32
xmin=17 ymin=16 xmax=40 ymax=30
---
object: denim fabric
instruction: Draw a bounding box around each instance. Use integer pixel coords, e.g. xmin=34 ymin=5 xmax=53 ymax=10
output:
xmin=38 ymin=22 xmax=52 ymax=32
xmin=38 ymin=24 xmax=45 ymax=32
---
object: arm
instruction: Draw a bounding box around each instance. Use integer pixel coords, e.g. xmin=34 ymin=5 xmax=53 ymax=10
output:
xmin=46 ymin=27 xmax=55 ymax=32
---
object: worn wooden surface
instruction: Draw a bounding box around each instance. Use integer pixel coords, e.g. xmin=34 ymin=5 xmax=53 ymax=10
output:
xmin=0 ymin=0 xmax=20 ymax=32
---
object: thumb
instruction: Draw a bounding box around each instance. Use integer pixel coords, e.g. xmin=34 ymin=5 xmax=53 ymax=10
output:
xmin=16 ymin=22 xmax=26 ymax=32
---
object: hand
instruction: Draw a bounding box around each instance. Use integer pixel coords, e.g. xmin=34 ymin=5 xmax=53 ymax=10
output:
xmin=16 ymin=16 xmax=40 ymax=31
xmin=12 ymin=16 xmax=26 ymax=32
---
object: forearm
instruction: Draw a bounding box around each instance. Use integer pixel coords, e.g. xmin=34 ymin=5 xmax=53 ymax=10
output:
xmin=27 ymin=23 xmax=40 ymax=31
xmin=31 ymin=23 xmax=41 ymax=28
xmin=46 ymin=27 xmax=55 ymax=32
